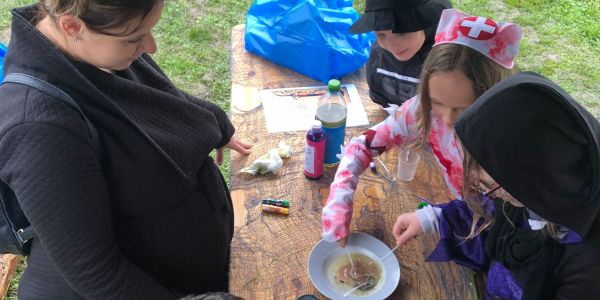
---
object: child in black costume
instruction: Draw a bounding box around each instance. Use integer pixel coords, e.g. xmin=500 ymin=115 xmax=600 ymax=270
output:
xmin=393 ymin=72 xmax=600 ymax=299
xmin=350 ymin=0 xmax=451 ymax=107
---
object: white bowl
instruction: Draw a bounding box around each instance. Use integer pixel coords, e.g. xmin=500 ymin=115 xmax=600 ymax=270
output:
xmin=308 ymin=233 xmax=401 ymax=299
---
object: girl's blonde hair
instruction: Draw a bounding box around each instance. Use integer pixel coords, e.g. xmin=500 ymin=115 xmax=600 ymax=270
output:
xmin=461 ymin=146 xmax=495 ymax=239
xmin=461 ymin=148 xmax=560 ymax=239
xmin=411 ymin=44 xmax=515 ymax=148
xmin=37 ymin=0 xmax=159 ymax=36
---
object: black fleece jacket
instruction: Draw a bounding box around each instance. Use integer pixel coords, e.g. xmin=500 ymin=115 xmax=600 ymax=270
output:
xmin=0 ymin=5 xmax=234 ymax=299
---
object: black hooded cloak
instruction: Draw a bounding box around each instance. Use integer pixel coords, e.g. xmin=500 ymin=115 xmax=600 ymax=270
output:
xmin=455 ymin=72 xmax=600 ymax=299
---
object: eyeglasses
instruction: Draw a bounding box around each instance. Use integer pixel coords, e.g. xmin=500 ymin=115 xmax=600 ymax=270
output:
xmin=477 ymin=185 xmax=502 ymax=196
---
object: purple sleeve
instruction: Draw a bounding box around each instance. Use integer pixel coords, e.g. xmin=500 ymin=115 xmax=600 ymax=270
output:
xmin=425 ymin=199 xmax=491 ymax=271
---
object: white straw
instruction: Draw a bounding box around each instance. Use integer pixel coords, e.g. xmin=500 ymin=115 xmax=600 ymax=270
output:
xmin=343 ymin=281 xmax=368 ymax=298
xmin=377 ymin=245 xmax=399 ymax=263
xmin=345 ymin=247 xmax=356 ymax=278
xmin=342 ymin=245 xmax=398 ymax=298
xmin=374 ymin=157 xmax=396 ymax=182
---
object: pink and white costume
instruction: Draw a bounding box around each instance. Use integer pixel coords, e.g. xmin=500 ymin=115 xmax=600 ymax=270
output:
xmin=322 ymin=8 xmax=521 ymax=243
xmin=321 ymin=97 xmax=464 ymax=242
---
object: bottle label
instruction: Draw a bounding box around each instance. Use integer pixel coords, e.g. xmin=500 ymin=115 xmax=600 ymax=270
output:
xmin=316 ymin=102 xmax=346 ymax=166
xmin=321 ymin=124 xmax=345 ymax=165
xmin=304 ymin=139 xmax=324 ymax=178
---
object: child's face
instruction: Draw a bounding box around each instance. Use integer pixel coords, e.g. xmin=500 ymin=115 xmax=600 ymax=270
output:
xmin=375 ymin=30 xmax=426 ymax=61
xmin=479 ymin=168 xmax=524 ymax=207
xmin=428 ymin=70 xmax=476 ymax=127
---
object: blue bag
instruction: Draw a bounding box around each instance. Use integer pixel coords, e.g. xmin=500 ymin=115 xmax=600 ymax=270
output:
xmin=245 ymin=0 xmax=374 ymax=83
xmin=0 ymin=43 xmax=7 ymax=82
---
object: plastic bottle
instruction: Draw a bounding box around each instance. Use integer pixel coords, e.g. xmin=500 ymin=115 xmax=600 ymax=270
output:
xmin=316 ymin=79 xmax=347 ymax=167
xmin=304 ymin=120 xmax=325 ymax=179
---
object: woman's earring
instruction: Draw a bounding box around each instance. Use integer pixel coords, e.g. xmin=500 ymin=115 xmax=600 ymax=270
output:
xmin=72 ymin=36 xmax=78 ymax=44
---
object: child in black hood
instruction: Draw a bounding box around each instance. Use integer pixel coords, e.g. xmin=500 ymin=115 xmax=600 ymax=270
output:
xmin=350 ymin=0 xmax=451 ymax=107
xmin=393 ymin=72 xmax=600 ymax=299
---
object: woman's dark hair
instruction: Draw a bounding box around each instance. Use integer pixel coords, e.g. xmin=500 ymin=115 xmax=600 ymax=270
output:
xmin=37 ymin=0 xmax=160 ymax=36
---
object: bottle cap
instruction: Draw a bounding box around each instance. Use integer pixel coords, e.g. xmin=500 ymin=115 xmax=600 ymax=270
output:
xmin=327 ymin=79 xmax=341 ymax=92
xmin=311 ymin=120 xmax=323 ymax=130
xmin=417 ymin=201 xmax=429 ymax=209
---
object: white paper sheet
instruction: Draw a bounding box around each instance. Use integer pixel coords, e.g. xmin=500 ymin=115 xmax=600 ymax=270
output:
xmin=260 ymin=84 xmax=369 ymax=133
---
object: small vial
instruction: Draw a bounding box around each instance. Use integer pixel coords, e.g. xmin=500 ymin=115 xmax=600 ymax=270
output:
xmin=304 ymin=120 xmax=325 ymax=179
xmin=261 ymin=204 xmax=290 ymax=215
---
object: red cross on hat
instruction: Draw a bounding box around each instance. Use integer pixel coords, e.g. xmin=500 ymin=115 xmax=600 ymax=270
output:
xmin=434 ymin=9 xmax=522 ymax=69
xmin=460 ymin=16 xmax=497 ymax=40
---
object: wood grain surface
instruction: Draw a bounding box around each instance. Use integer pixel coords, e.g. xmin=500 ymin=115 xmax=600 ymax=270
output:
xmin=0 ymin=254 xmax=19 ymax=299
xmin=228 ymin=24 xmax=476 ymax=300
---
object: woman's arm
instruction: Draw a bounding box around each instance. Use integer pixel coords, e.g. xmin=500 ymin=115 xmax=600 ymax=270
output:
xmin=0 ymin=123 xmax=174 ymax=299
xmin=179 ymin=91 xmax=235 ymax=149
xmin=322 ymin=97 xmax=421 ymax=243
xmin=138 ymin=54 xmax=235 ymax=149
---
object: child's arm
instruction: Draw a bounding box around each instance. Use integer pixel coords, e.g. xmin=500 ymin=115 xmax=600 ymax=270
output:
xmin=322 ymin=97 xmax=420 ymax=243
xmin=422 ymin=199 xmax=491 ymax=271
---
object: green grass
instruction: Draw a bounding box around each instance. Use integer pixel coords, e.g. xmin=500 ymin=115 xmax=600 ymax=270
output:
xmin=455 ymin=0 xmax=600 ymax=116
xmin=0 ymin=0 xmax=30 ymax=29
xmin=0 ymin=0 xmax=599 ymax=299
xmin=5 ymin=259 xmax=25 ymax=299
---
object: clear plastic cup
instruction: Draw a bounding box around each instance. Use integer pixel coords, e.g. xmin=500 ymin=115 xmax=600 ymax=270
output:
xmin=397 ymin=149 xmax=420 ymax=181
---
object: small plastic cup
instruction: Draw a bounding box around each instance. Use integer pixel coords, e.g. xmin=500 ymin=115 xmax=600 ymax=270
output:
xmin=397 ymin=148 xmax=420 ymax=181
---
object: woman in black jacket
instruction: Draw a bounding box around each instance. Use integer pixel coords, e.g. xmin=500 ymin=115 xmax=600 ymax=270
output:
xmin=0 ymin=0 xmax=251 ymax=299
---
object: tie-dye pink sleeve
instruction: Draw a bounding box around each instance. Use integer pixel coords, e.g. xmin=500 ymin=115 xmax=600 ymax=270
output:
xmin=322 ymin=97 xmax=421 ymax=242
xmin=322 ymin=137 xmax=371 ymax=242
xmin=361 ymin=98 xmax=420 ymax=156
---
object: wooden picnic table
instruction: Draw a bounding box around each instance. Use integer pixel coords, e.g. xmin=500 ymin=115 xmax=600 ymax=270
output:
xmin=228 ymin=24 xmax=476 ymax=300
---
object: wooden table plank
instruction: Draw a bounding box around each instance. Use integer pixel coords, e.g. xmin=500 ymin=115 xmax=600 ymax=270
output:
xmin=0 ymin=254 xmax=19 ymax=299
xmin=228 ymin=24 xmax=475 ymax=300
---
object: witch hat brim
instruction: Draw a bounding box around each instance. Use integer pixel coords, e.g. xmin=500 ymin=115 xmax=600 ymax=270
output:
xmin=349 ymin=0 xmax=451 ymax=34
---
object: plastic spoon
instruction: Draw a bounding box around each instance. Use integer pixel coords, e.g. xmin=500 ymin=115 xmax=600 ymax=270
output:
xmin=345 ymin=247 xmax=357 ymax=278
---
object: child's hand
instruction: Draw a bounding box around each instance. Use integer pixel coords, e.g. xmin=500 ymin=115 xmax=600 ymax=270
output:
xmin=337 ymin=237 xmax=348 ymax=248
xmin=393 ymin=212 xmax=422 ymax=246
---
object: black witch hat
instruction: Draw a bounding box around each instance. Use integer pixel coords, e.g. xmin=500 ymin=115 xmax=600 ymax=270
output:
xmin=349 ymin=0 xmax=451 ymax=34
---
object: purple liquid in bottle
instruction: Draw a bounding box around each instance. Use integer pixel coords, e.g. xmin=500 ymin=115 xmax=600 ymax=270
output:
xmin=304 ymin=120 xmax=325 ymax=179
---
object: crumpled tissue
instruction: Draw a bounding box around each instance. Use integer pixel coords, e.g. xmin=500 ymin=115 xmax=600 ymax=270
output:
xmin=240 ymin=141 xmax=292 ymax=175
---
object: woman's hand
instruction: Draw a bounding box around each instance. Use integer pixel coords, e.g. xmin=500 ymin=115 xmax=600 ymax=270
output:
xmin=216 ymin=135 xmax=252 ymax=165
xmin=393 ymin=212 xmax=422 ymax=246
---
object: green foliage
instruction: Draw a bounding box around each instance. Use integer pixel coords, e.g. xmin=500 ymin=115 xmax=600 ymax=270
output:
xmin=6 ymin=259 xmax=25 ymax=300
xmin=0 ymin=0 xmax=32 ymax=30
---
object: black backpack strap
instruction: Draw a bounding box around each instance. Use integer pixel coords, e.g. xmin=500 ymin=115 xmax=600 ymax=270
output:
xmin=2 ymin=73 xmax=100 ymax=152
xmin=1 ymin=73 xmax=101 ymax=244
